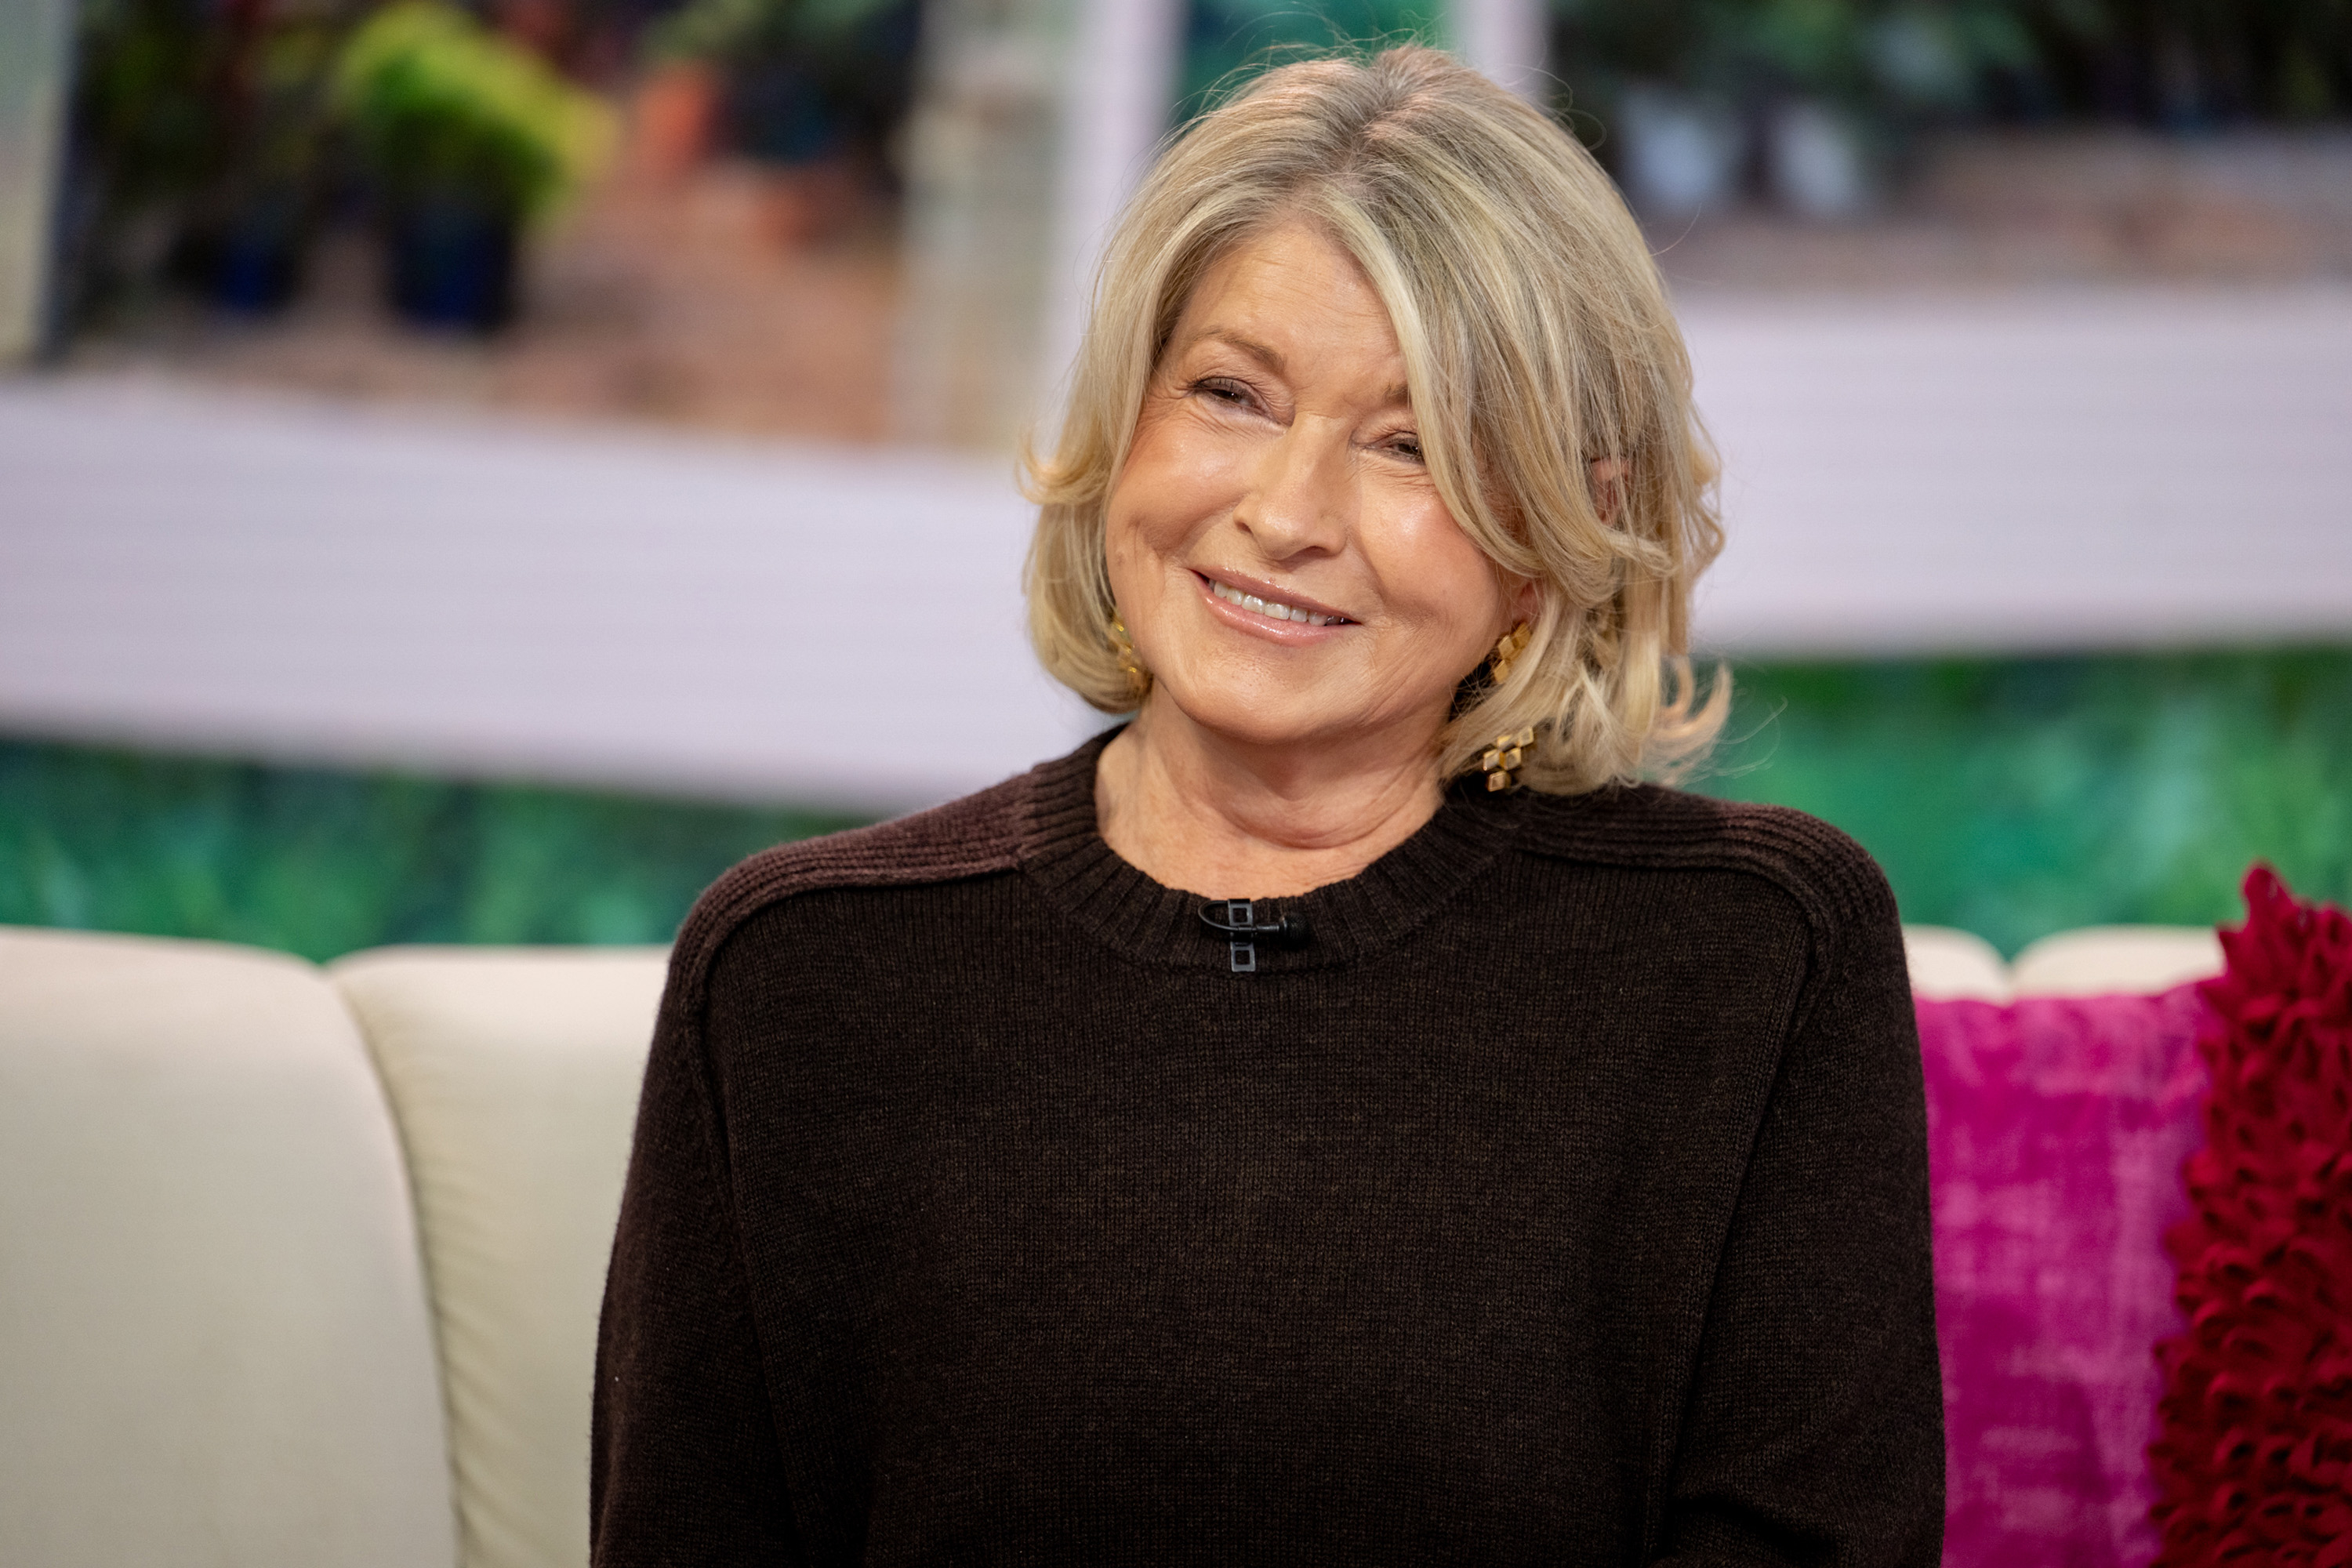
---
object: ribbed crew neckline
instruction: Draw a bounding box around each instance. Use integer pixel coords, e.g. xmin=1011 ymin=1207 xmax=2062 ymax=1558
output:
xmin=1011 ymin=728 xmax=1528 ymax=974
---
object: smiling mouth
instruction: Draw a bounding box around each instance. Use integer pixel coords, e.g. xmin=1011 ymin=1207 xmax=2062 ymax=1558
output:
xmin=1200 ymin=573 xmax=1352 ymax=626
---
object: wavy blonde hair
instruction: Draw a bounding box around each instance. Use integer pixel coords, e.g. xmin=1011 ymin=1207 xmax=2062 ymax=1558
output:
xmin=1023 ymin=45 xmax=1726 ymax=793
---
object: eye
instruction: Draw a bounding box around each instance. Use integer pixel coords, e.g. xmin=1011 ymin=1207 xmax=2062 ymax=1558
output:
xmin=1381 ymin=431 xmax=1426 ymax=464
xmin=1189 ymin=376 xmax=1254 ymax=408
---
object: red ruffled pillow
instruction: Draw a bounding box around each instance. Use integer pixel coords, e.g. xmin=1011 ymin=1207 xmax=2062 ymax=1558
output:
xmin=2149 ymin=867 xmax=2352 ymax=1566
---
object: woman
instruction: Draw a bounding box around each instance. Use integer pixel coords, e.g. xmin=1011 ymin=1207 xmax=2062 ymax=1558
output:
xmin=594 ymin=45 xmax=1943 ymax=1566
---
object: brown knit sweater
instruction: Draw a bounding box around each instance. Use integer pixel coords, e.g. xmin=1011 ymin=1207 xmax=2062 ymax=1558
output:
xmin=592 ymin=732 xmax=1944 ymax=1566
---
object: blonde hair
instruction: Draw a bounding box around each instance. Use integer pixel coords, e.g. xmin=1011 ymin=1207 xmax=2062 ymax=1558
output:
xmin=1023 ymin=45 xmax=1726 ymax=793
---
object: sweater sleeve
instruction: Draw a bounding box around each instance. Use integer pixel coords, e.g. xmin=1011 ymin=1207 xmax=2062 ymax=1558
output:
xmin=1657 ymin=855 xmax=1946 ymax=1566
xmin=591 ymin=956 xmax=800 ymax=1566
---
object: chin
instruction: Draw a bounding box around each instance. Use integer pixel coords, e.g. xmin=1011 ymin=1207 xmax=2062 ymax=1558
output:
xmin=1162 ymin=678 xmax=1355 ymax=751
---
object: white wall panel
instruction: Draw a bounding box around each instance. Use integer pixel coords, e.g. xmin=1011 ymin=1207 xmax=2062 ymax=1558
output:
xmin=1687 ymin=289 xmax=2352 ymax=655
xmin=0 ymin=376 xmax=1102 ymax=809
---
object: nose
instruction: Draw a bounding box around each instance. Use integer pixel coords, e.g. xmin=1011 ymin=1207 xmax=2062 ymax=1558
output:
xmin=1232 ymin=414 xmax=1352 ymax=561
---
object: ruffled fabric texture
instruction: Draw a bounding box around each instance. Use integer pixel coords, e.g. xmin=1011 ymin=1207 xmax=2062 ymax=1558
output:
xmin=2150 ymin=867 xmax=2352 ymax=1567
xmin=1922 ymin=983 xmax=2209 ymax=1566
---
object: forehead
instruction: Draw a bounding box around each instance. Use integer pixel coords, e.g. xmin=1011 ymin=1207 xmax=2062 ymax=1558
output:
xmin=1170 ymin=219 xmax=1404 ymax=379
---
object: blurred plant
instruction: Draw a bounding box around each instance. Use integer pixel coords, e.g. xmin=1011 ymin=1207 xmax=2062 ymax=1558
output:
xmin=61 ymin=0 xmax=218 ymax=324
xmin=1547 ymin=0 xmax=2351 ymax=147
xmin=1865 ymin=4 xmax=2041 ymax=114
xmin=640 ymin=0 xmax=917 ymax=167
xmin=2003 ymin=0 xmax=2352 ymax=125
xmin=336 ymin=0 xmax=615 ymax=217
xmin=646 ymin=0 xmax=894 ymax=67
xmin=68 ymin=0 xmax=226 ymax=227
xmin=1708 ymin=647 xmax=2352 ymax=956
xmin=1545 ymin=0 xmax=2350 ymax=216
xmin=1549 ymin=0 xmax=2038 ymax=127
xmin=62 ymin=0 xmax=356 ymax=325
xmin=197 ymin=0 xmax=354 ymax=310
xmin=0 ymin=739 xmax=863 ymax=960
xmin=334 ymin=0 xmax=615 ymax=329
xmin=1177 ymin=0 xmax=1446 ymax=123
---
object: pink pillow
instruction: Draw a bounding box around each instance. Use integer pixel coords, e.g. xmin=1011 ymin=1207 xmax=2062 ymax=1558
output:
xmin=1921 ymin=986 xmax=2210 ymax=1568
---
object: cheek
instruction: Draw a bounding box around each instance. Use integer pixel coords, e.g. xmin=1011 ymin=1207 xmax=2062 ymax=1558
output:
xmin=1115 ymin=405 xmax=1245 ymax=550
xmin=1106 ymin=483 xmax=1200 ymax=619
xmin=1102 ymin=508 xmax=1154 ymax=619
xmin=1102 ymin=470 xmax=1170 ymax=592
xmin=1371 ymin=498 xmax=1507 ymax=640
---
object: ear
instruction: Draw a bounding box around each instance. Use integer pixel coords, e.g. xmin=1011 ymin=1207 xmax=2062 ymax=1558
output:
xmin=1588 ymin=457 xmax=1630 ymax=525
xmin=1504 ymin=573 xmax=1543 ymax=630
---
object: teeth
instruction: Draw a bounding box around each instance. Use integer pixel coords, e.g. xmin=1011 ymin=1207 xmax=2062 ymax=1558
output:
xmin=1210 ymin=578 xmax=1339 ymax=626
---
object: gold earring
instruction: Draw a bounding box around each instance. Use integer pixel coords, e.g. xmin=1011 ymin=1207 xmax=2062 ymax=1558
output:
xmin=1482 ymin=726 xmax=1536 ymax=792
xmin=1108 ymin=612 xmax=1152 ymax=703
xmin=1489 ymin=621 xmax=1532 ymax=685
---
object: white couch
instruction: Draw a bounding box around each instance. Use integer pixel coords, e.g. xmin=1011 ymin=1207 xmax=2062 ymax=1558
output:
xmin=0 ymin=920 xmax=2225 ymax=1568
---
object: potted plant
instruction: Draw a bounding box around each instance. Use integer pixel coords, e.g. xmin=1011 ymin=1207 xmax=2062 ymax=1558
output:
xmin=636 ymin=0 xmax=916 ymax=239
xmin=1547 ymin=0 xmax=2041 ymax=220
xmin=334 ymin=0 xmax=612 ymax=330
xmin=199 ymin=0 xmax=354 ymax=314
xmin=64 ymin=0 xmax=237 ymax=328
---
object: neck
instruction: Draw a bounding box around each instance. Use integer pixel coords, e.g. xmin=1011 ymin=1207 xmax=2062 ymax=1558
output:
xmin=1093 ymin=695 xmax=1448 ymax=898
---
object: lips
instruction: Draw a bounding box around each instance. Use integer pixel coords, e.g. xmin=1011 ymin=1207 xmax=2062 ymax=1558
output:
xmin=1196 ymin=571 xmax=1352 ymax=627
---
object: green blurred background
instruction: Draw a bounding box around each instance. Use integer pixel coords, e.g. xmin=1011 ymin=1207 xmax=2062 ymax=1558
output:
xmin=5 ymin=645 xmax=2343 ymax=962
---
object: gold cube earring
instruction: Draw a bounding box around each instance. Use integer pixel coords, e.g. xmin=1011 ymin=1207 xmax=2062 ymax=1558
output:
xmin=1489 ymin=621 xmax=1532 ymax=685
xmin=1482 ymin=727 xmax=1536 ymax=791
xmin=1108 ymin=612 xmax=1152 ymax=703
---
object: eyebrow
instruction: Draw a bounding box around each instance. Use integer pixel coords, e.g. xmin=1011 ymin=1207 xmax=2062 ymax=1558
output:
xmin=1192 ymin=328 xmax=1285 ymax=375
xmin=1184 ymin=328 xmax=1412 ymax=407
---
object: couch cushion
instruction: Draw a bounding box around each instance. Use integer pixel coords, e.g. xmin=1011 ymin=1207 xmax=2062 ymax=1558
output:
xmin=332 ymin=948 xmax=666 ymax=1568
xmin=0 ymin=927 xmax=456 ymax=1568
xmin=2012 ymin=924 xmax=2224 ymax=997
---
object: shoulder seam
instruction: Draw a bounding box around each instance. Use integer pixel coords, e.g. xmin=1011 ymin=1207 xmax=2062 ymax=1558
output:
xmin=1514 ymin=788 xmax=1896 ymax=959
xmin=1515 ymin=787 xmax=1904 ymax=1054
xmin=660 ymin=771 xmax=1030 ymax=1022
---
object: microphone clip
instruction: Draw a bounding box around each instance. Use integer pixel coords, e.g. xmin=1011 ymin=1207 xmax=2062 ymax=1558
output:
xmin=1198 ymin=899 xmax=1311 ymax=974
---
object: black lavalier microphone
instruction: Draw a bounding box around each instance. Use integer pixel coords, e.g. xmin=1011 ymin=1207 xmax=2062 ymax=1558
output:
xmin=1198 ymin=899 xmax=1312 ymax=974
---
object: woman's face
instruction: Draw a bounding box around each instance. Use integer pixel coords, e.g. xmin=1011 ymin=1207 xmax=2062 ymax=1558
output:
xmin=1105 ymin=218 xmax=1522 ymax=758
